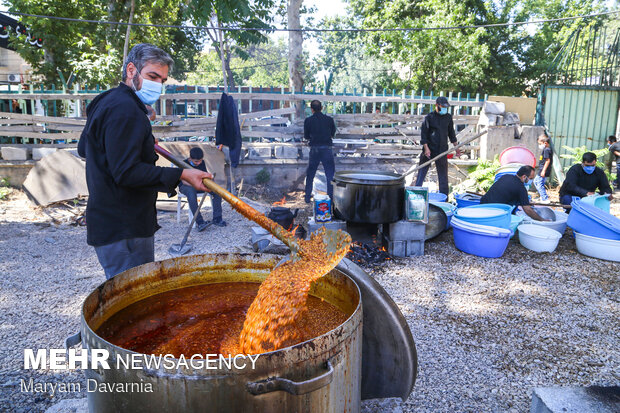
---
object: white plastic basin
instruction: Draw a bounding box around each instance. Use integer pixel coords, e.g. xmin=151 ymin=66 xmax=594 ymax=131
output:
xmin=517 ymin=224 xmax=562 ymax=253
xmin=517 ymin=209 xmax=568 ymax=234
xmin=574 ymin=232 xmax=620 ymax=262
xmin=457 ymin=208 xmax=505 ymax=218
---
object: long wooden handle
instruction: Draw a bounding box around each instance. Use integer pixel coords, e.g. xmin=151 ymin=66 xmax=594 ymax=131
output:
xmin=155 ymin=143 xmax=301 ymax=252
xmin=401 ymin=129 xmax=488 ymax=178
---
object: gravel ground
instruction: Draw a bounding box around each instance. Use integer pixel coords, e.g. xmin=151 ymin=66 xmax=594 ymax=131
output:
xmin=0 ymin=189 xmax=618 ymax=412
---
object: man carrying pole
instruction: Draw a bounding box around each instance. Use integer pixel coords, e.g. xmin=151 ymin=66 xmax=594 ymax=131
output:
xmin=415 ymin=96 xmax=461 ymax=196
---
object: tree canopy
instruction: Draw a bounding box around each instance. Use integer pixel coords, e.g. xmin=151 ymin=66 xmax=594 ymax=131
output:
xmin=6 ymin=0 xmax=201 ymax=86
xmin=316 ymin=0 xmax=615 ymax=95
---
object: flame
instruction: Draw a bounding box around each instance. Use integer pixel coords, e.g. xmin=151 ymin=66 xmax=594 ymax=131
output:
xmin=290 ymin=224 xmax=299 ymax=233
xmin=379 ymin=246 xmax=387 ymax=252
xmin=272 ymin=196 xmax=286 ymax=206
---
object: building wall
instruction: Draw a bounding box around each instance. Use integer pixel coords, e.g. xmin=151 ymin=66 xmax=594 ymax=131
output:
xmin=488 ymin=95 xmax=537 ymax=125
xmin=0 ymin=48 xmax=32 ymax=84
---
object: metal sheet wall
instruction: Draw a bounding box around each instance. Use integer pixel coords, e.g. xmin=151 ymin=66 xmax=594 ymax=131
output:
xmin=543 ymin=86 xmax=619 ymax=168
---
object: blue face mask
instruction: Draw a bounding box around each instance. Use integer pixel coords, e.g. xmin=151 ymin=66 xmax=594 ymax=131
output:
xmin=524 ymin=179 xmax=532 ymax=189
xmin=134 ymin=74 xmax=162 ymax=106
xmin=439 ymin=107 xmax=448 ymax=115
xmin=582 ymin=165 xmax=596 ymax=174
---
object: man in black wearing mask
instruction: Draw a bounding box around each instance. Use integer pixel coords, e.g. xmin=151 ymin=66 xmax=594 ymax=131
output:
xmin=415 ymin=96 xmax=461 ymax=196
xmin=78 ymin=44 xmax=212 ymax=279
xmin=559 ymin=152 xmax=613 ymax=205
xmin=304 ymin=100 xmax=336 ymax=203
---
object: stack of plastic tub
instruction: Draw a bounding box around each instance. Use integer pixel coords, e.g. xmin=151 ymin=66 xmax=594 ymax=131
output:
xmin=568 ymin=200 xmax=620 ymax=262
xmin=499 ymin=146 xmax=536 ymax=167
xmin=494 ymin=163 xmax=524 ymax=182
xmin=451 ymin=217 xmax=512 ymax=258
xmin=454 ymin=203 xmax=514 ymax=230
xmin=451 ymin=203 xmax=515 ymax=257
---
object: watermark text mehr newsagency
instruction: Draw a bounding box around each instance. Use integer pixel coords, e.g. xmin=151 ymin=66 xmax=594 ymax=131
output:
xmin=24 ymin=349 xmax=260 ymax=370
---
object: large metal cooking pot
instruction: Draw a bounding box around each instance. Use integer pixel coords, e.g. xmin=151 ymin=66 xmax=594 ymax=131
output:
xmin=71 ymin=253 xmax=362 ymax=413
xmin=332 ymin=171 xmax=405 ymax=223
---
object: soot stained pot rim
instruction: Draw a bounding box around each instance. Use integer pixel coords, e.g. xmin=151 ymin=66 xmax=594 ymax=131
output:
xmin=333 ymin=170 xmax=404 ymax=186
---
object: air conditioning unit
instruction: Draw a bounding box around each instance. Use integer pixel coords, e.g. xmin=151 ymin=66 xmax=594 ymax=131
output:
xmin=7 ymin=73 xmax=21 ymax=83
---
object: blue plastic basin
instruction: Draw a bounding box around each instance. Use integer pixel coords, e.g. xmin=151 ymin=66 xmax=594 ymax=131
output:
xmin=472 ymin=203 xmax=516 ymax=214
xmin=451 ymin=217 xmax=512 ymax=258
xmin=509 ymin=214 xmax=524 ymax=237
xmin=455 ymin=204 xmax=512 ymax=230
xmin=428 ymin=192 xmax=448 ymax=202
xmin=454 ymin=193 xmax=481 ymax=208
xmin=567 ymin=200 xmax=620 ymax=240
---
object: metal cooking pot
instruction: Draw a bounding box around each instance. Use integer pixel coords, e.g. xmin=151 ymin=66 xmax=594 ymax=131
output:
xmin=267 ymin=206 xmax=299 ymax=230
xmin=332 ymin=171 xmax=405 ymax=223
xmin=71 ymin=254 xmax=361 ymax=413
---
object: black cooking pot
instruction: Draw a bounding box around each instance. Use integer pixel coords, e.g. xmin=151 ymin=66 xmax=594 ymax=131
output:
xmin=332 ymin=171 xmax=405 ymax=224
xmin=267 ymin=206 xmax=299 ymax=230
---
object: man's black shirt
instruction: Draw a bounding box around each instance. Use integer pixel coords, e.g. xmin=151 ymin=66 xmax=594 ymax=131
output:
xmin=420 ymin=111 xmax=457 ymax=156
xmin=78 ymin=83 xmax=182 ymax=247
xmin=610 ymin=142 xmax=620 ymax=162
xmin=304 ymin=111 xmax=336 ymax=147
xmin=481 ymin=174 xmax=530 ymax=206
xmin=559 ymin=164 xmax=612 ymax=198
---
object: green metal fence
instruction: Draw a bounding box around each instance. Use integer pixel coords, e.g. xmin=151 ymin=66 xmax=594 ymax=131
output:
xmin=542 ymin=85 xmax=619 ymax=168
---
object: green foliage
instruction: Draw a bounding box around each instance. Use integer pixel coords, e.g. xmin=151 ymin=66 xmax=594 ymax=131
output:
xmin=6 ymin=0 xmax=201 ymax=86
xmin=0 ymin=177 xmax=10 ymax=201
xmin=186 ymin=0 xmax=277 ymax=87
xmin=325 ymin=0 xmax=614 ymax=96
xmin=452 ymin=157 xmax=501 ymax=194
xmin=186 ymin=39 xmax=308 ymax=87
xmin=255 ymin=168 xmax=271 ymax=184
xmin=346 ymin=0 xmax=491 ymax=92
xmin=315 ymin=16 xmax=396 ymax=93
xmin=468 ymin=157 xmax=502 ymax=192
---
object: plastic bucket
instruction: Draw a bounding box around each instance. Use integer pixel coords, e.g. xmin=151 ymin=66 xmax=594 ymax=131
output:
xmin=455 ymin=204 xmax=512 ymax=230
xmin=454 ymin=193 xmax=482 ymax=208
xmin=428 ymin=192 xmax=448 ymax=202
xmin=517 ymin=224 xmax=562 ymax=253
xmin=579 ymin=194 xmax=611 ymax=213
xmin=451 ymin=217 xmax=511 ymax=258
xmin=567 ymin=201 xmax=620 ymax=240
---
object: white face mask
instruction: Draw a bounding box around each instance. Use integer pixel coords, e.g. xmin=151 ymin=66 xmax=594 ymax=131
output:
xmin=538 ymin=144 xmax=546 ymax=150
xmin=132 ymin=72 xmax=163 ymax=105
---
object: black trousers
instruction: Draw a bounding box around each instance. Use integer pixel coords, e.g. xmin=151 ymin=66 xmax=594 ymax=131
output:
xmin=305 ymin=146 xmax=335 ymax=200
xmin=414 ymin=154 xmax=449 ymax=196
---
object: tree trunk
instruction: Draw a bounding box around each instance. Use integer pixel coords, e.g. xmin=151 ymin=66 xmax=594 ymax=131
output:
xmin=123 ymin=0 xmax=135 ymax=64
xmin=287 ymin=0 xmax=304 ymax=118
xmin=210 ymin=15 xmax=236 ymax=90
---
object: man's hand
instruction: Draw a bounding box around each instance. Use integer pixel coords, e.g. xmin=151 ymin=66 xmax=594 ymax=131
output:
xmin=455 ymin=148 xmax=462 ymax=158
xmin=586 ymin=192 xmax=595 ymax=196
xmin=607 ymin=192 xmax=614 ymax=200
xmin=181 ymin=169 xmax=213 ymax=192
xmin=423 ymin=144 xmax=431 ymax=158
